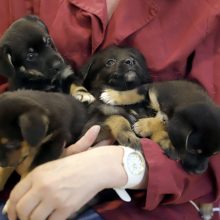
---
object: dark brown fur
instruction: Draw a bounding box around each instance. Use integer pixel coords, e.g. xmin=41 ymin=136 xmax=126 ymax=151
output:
xmin=0 ymin=90 xmax=87 ymax=190
xmin=0 ymin=15 xmax=94 ymax=103
xmin=81 ymin=46 xmax=154 ymax=149
xmin=100 ymin=80 xmax=220 ymax=174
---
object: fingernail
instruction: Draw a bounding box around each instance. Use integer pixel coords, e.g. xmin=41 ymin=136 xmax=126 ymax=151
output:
xmin=92 ymin=125 xmax=101 ymax=134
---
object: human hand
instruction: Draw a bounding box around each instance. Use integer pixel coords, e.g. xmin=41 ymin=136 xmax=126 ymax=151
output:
xmin=64 ymin=125 xmax=114 ymax=156
xmin=6 ymin=127 xmax=126 ymax=220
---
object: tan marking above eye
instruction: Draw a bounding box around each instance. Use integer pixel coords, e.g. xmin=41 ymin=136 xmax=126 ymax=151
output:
xmin=28 ymin=48 xmax=34 ymax=52
xmin=0 ymin=138 xmax=9 ymax=144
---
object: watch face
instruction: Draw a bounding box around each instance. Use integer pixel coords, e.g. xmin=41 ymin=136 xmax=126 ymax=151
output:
xmin=126 ymin=152 xmax=145 ymax=175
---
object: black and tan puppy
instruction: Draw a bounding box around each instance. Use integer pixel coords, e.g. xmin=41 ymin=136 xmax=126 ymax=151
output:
xmin=0 ymin=15 xmax=94 ymax=103
xmin=100 ymin=80 xmax=220 ymax=174
xmin=81 ymin=46 xmax=155 ymax=149
xmin=0 ymin=90 xmax=87 ymax=192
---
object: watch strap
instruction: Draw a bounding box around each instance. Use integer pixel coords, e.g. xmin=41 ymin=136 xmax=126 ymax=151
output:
xmin=113 ymin=188 xmax=131 ymax=202
xmin=113 ymin=146 xmax=146 ymax=202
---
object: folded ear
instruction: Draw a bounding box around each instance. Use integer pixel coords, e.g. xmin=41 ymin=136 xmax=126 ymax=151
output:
xmin=80 ymin=57 xmax=95 ymax=80
xmin=0 ymin=45 xmax=15 ymax=78
xmin=18 ymin=109 xmax=49 ymax=147
xmin=24 ymin=15 xmax=49 ymax=33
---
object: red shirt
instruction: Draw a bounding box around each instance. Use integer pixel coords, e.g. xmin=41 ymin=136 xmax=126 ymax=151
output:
xmin=1 ymin=1 xmax=220 ymax=219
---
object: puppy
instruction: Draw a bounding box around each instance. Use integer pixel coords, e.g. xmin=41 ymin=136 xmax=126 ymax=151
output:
xmin=81 ymin=45 xmax=155 ymax=149
xmin=0 ymin=15 xmax=94 ymax=103
xmin=0 ymin=90 xmax=87 ymax=192
xmin=100 ymin=80 xmax=220 ymax=174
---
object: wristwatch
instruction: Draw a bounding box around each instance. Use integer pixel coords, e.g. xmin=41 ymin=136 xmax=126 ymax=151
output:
xmin=113 ymin=146 xmax=146 ymax=202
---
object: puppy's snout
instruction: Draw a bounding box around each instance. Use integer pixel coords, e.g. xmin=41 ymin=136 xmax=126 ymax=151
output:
xmin=123 ymin=58 xmax=135 ymax=66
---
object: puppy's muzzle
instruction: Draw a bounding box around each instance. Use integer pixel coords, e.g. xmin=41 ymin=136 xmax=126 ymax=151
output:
xmin=181 ymin=155 xmax=209 ymax=174
xmin=125 ymin=71 xmax=137 ymax=82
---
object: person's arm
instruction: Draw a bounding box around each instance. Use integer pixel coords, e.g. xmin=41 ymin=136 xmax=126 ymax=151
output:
xmin=6 ymin=126 xmax=146 ymax=220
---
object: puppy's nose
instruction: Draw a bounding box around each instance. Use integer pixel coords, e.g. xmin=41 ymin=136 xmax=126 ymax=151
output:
xmin=124 ymin=58 xmax=135 ymax=66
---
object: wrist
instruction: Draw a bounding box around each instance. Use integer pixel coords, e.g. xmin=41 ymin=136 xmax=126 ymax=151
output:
xmin=90 ymin=146 xmax=128 ymax=190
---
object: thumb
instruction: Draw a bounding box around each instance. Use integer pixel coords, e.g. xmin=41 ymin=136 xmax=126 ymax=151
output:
xmin=65 ymin=125 xmax=101 ymax=156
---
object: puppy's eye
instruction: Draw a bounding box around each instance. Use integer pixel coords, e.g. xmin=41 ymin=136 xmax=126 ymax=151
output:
xmin=26 ymin=52 xmax=35 ymax=61
xmin=26 ymin=48 xmax=38 ymax=61
xmin=4 ymin=141 xmax=20 ymax=150
xmin=106 ymin=59 xmax=116 ymax=67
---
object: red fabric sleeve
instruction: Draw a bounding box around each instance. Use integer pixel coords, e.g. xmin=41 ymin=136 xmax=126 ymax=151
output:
xmin=188 ymin=27 xmax=220 ymax=105
xmin=142 ymin=138 xmax=219 ymax=210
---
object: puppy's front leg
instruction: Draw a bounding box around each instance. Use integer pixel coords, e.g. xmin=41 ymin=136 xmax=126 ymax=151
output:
xmin=133 ymin=114 xmax=178 ymax=160
xmin=0 ymin=167 xmax=14 ymax=191
xmin=70 ymin=83 xmax=95 ymax=104
xmin=102 ymin=115 xmax=141 ymax=150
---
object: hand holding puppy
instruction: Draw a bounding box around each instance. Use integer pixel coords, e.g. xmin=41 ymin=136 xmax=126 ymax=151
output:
xmin=6 ymin=126 xmax=129 ymax=220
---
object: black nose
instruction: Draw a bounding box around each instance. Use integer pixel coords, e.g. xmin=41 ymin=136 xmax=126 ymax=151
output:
xmin=124 ymin=58 xmax=135 ymax=66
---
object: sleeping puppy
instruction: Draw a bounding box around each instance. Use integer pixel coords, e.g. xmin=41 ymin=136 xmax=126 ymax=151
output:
xmin=81 ymin=46 xmax=156 ymax=149
xmin=0 ymin=90 xmax=87 ymax=192
xmin=0 ymin=15 xmax=94 ymax=103
xmin=100 ymin=80 xmax=220 ymax=174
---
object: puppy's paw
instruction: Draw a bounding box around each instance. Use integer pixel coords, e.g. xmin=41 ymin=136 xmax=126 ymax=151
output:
xmin=73 ymin=91 xmax=95 ymax=104
xmin=70 ymin=84 xmax=95 ymax=103
xmin=116 ymin=131 xmax=141 ymax=150
xmin=133 ymin=118 xmax=154 ymax=137
xmin=100 ymin=89 xmax=120 ymax=105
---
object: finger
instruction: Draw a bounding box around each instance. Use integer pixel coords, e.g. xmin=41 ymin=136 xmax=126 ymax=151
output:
xmin=48 ymin=209 xmax=72 ymax=220
xmin=94 ymin=138 xmax=115 ymax=147
xmin=65 ymin=125 xmax=100 ymax=156
xmin=13 ymin=191 xmax=41 ymax=220
xmin=29 ymin=200 xmax=55 ymax=220
xmin=7 ymin=175 xmax=32 ymax=220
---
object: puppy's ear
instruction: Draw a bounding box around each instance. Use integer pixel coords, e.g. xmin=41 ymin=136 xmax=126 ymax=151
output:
xmin=0 ymin=45 xmax=15 ymax=78
xmin=80 ymin=56 xmax=95 ymax=81
xmin=18 ymin=109 xmax=49 ymax=147
xmin=81 ymin=56 xmax=98 ymax=89
xmin=24 ymin=15 xmax=49 ymax=33
xmin=128 ymin=47 xmax=152 ymax=83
